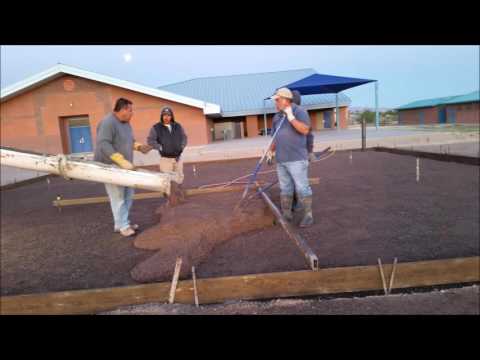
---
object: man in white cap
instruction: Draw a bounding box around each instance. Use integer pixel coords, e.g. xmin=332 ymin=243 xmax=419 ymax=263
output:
xmin=267 ymin=87 xmax=314 ymax=227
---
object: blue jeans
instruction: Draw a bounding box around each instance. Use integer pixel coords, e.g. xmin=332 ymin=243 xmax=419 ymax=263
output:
xmin=104 ymin=184 xmax=135 ymax=231
xmin=276 ymin=160 xmax=312 ymax=198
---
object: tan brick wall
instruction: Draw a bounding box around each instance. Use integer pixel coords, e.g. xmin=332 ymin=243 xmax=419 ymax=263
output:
xmin=246 ymin=115 xmax=259 ymax=137
xmin=398 ymin=107 xmax=439 ymax=125
xmin=1 ymin=75 xmax=211 ymax=154
xmin=445 ymin=102 xmax=479 ymax=124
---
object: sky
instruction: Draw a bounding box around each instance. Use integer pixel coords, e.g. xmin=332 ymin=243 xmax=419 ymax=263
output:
xmin=1 ymin=45 xmax=478 ymax=108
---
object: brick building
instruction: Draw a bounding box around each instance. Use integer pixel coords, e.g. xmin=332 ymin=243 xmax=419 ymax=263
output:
xmin=397 ymin=91 xmax=479 ymax=126
xmin=1 ymin=65 xmax=351 ymax=155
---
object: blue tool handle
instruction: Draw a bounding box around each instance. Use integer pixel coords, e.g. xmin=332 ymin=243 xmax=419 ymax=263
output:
xmin=241 ymin=115 xmax=287 ymax=199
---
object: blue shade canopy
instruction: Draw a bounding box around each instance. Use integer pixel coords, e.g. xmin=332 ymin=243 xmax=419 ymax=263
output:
xmin=284 ymin=73 xmax=376 ymax=95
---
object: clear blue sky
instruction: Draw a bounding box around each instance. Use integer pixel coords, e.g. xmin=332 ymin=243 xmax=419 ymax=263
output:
xmin=1 ymin=45 xmax=478 ymax=108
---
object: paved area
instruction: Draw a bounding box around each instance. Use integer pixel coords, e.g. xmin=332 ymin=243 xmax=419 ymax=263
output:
xmin=3 ymin=126 xmax=477 ymax=186
xmin=103 ymin=285 xmax=479 ymax=315
xmin=134 ymin=127 xmax=479 ymax=165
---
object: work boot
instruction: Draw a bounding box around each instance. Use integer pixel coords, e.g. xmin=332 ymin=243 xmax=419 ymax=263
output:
xmin=176 ymin=183 xmax=186 ymax=202
xmin=119 ymin=226 xmax=136 ymax=237
xmin=280 ymin=195 xmax=294 ymax=222
xmin=299 ymin=196 xmax=314 ymax=228
xmin=292 ymin=194 xmax=302 ymax=213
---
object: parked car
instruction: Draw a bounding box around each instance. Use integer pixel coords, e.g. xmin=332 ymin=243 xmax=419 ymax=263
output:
xmin=259 ymin=128 xmax=272 ymax=136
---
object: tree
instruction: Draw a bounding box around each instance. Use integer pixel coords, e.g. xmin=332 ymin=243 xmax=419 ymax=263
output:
xmin=359 ymin=110 xmax=376 ymax=124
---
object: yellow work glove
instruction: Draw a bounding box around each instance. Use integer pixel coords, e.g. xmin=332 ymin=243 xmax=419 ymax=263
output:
xmin=110 ymin=152 xmax=135 ymax=170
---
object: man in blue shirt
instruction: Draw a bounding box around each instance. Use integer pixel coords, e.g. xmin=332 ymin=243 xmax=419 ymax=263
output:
xmin=267 ymin=88 xmax=314 ymax=227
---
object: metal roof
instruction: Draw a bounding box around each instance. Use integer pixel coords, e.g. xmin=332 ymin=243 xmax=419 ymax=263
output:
xmin=397 ymin=90 xmax=479 ymax=110
xmin=159 ymin=68 xmax=351 ymax=117
xmin=0 ymin=64 xmax=221 ymax=115
xmin=442 ymin=90 xmax=479 ymax=105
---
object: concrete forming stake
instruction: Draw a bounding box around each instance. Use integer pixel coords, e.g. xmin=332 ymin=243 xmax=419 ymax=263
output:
xmin=377 ymin=258 xmax=388 ymax=295
xmin=378 ymin=258 xmax=399 ymax=295
xmin=416 ymin=158 xmax=420 ymax=183
xmin=192 ymin=266 xmax=199 ymax=307
xmin=388 ymin=258 xmax=398 ymax=294
xmin=257 ymin=183 xmax=319 ymax=271
xmin=168 ymin=257 xmax=183 ymax=304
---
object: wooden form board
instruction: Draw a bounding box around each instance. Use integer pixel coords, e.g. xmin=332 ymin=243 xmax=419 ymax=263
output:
xmin=52 ymin=178 xmax=321 ymax=207
xmin=1 ymin=256 xmax=478 ymax=315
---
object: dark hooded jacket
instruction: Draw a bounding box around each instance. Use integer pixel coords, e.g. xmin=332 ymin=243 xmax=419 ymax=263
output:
xmin=291 ymin=90 xmax=314 ymax=153
xmin=147 ymin=106 xmax=188 ymax=158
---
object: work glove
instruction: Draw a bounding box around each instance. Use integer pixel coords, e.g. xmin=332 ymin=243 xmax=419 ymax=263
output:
xmin=308 ymin=152 xmax=317 ymax=162
xmin=283 ymin=106 xmax=295 ymax=122
xmin=110 ymin=152 xmax=135 ymax=170
xmin=266 ymin=150 xmax=275 ymax=165
xmin=133 ymin=142 xmax=153 ymax=154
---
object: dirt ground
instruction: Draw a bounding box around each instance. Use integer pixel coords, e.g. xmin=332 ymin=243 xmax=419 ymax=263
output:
xmin=102 ymin=284 xmax=480 ymax=315
xmin=1 ymin=150 xmax=479 ymax=298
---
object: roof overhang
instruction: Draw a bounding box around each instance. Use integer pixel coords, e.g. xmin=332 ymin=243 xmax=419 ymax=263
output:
xmin=219 ymin=101 xmax=351 ymax=118
xmin=0 ymin=64 xmax=221 ymax=116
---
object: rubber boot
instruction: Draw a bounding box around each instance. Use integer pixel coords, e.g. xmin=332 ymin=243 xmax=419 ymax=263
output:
xmin=292 ymin=193 xmax=302 ymax=212
xmin=280 ymin=195 xmax=294 ymax=222
xmin=299 ymin=196 xmax=314 ymax=228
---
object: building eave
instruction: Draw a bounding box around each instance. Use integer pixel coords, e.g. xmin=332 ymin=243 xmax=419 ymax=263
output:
xmin=0 ymin=64 xmax=221 ymax=116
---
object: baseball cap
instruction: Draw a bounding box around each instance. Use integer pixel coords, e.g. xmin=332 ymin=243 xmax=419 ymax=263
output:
xmin=161 ymin=107 xmax=173 ymax=115
xmin=270 ymin=87 xmax=293 ymax=100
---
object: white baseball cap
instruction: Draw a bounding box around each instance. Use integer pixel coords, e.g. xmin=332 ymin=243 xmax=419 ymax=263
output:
xmin=270 ymin=87 xmax=293 ymax=100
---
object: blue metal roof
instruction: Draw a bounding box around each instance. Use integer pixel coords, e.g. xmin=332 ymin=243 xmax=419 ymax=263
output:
xmin=397 ymin=90 xmax=480 ymax=110
xmin=159 ymin=68 xmax=351 ymax=117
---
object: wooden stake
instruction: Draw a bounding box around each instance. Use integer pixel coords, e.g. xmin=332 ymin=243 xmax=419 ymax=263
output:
xmin=168 ymin=258 xmax=183 ymax=304
xmin=192 ymin=266 xmax=199 ymax=307
xmin=377 ymin=258 xmax=388 ymax=295
xmin=388 ymin=258 xmax=398 ymax=294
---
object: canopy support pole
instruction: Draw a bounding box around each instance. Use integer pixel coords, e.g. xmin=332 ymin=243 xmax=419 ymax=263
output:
xmin=375 ymin=81 xmax=379 ymax=130
xmin=263 ymin=99 xmax=268 ymax=137
xmin=335 ymin=93 xmax=340 ymax=131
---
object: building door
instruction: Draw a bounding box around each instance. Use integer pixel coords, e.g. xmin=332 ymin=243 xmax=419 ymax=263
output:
xmin=324 ymin=111 xmax=332 ymax=128
xmin=447 ymin=108 xmax=456 ymax=124
xmin=68 ymin=117 xmax=93 ymax=153
xmin=418 ymin=111 xmax=425 ymax=125
xmin=438 ymin=107 xmax=447 ymax=124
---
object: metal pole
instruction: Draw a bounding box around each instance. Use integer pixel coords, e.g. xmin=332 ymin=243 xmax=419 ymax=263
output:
xmin=263 ymin=99 xmax=268 ymax=137
xmin=375 ymin=81 xmax=379 ymax=130
xmin=335 ymin=93 xmax=340 ymax=131
xmin=362 ymin=117 xmax=366 ymax=151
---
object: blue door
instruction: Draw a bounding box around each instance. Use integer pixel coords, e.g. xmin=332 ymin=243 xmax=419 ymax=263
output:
xmin=324 ymin=111 xmax=331 ymax=128
xmin=69 ymin=125 xmax=93 ymax=153
xmin=418 ymin=111 xmax=425 ymax=125
xmin=438 ymin=108 xmax=447 ymax=124
xmin=447 ymin=108 xmax=456 ymax=124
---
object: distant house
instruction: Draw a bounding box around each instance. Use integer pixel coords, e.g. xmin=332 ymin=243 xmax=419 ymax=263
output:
xmin=159 ymin=68 xmax=351 ymax=141
xmin=0 ymin=65 xmax=351 ymax=155
xmin=396 ymin=91 xmax=479 ymax=125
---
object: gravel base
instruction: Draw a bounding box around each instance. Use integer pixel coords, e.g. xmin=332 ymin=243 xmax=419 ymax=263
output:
xmin=101 ymin=285 xmax=479 ymax=315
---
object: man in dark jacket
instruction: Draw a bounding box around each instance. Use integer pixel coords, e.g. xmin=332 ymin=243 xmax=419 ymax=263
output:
xmin=147 ymin=106 xmax=187 ymax=185
xmin=292 ymin=90 xmax=316 ymax=162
